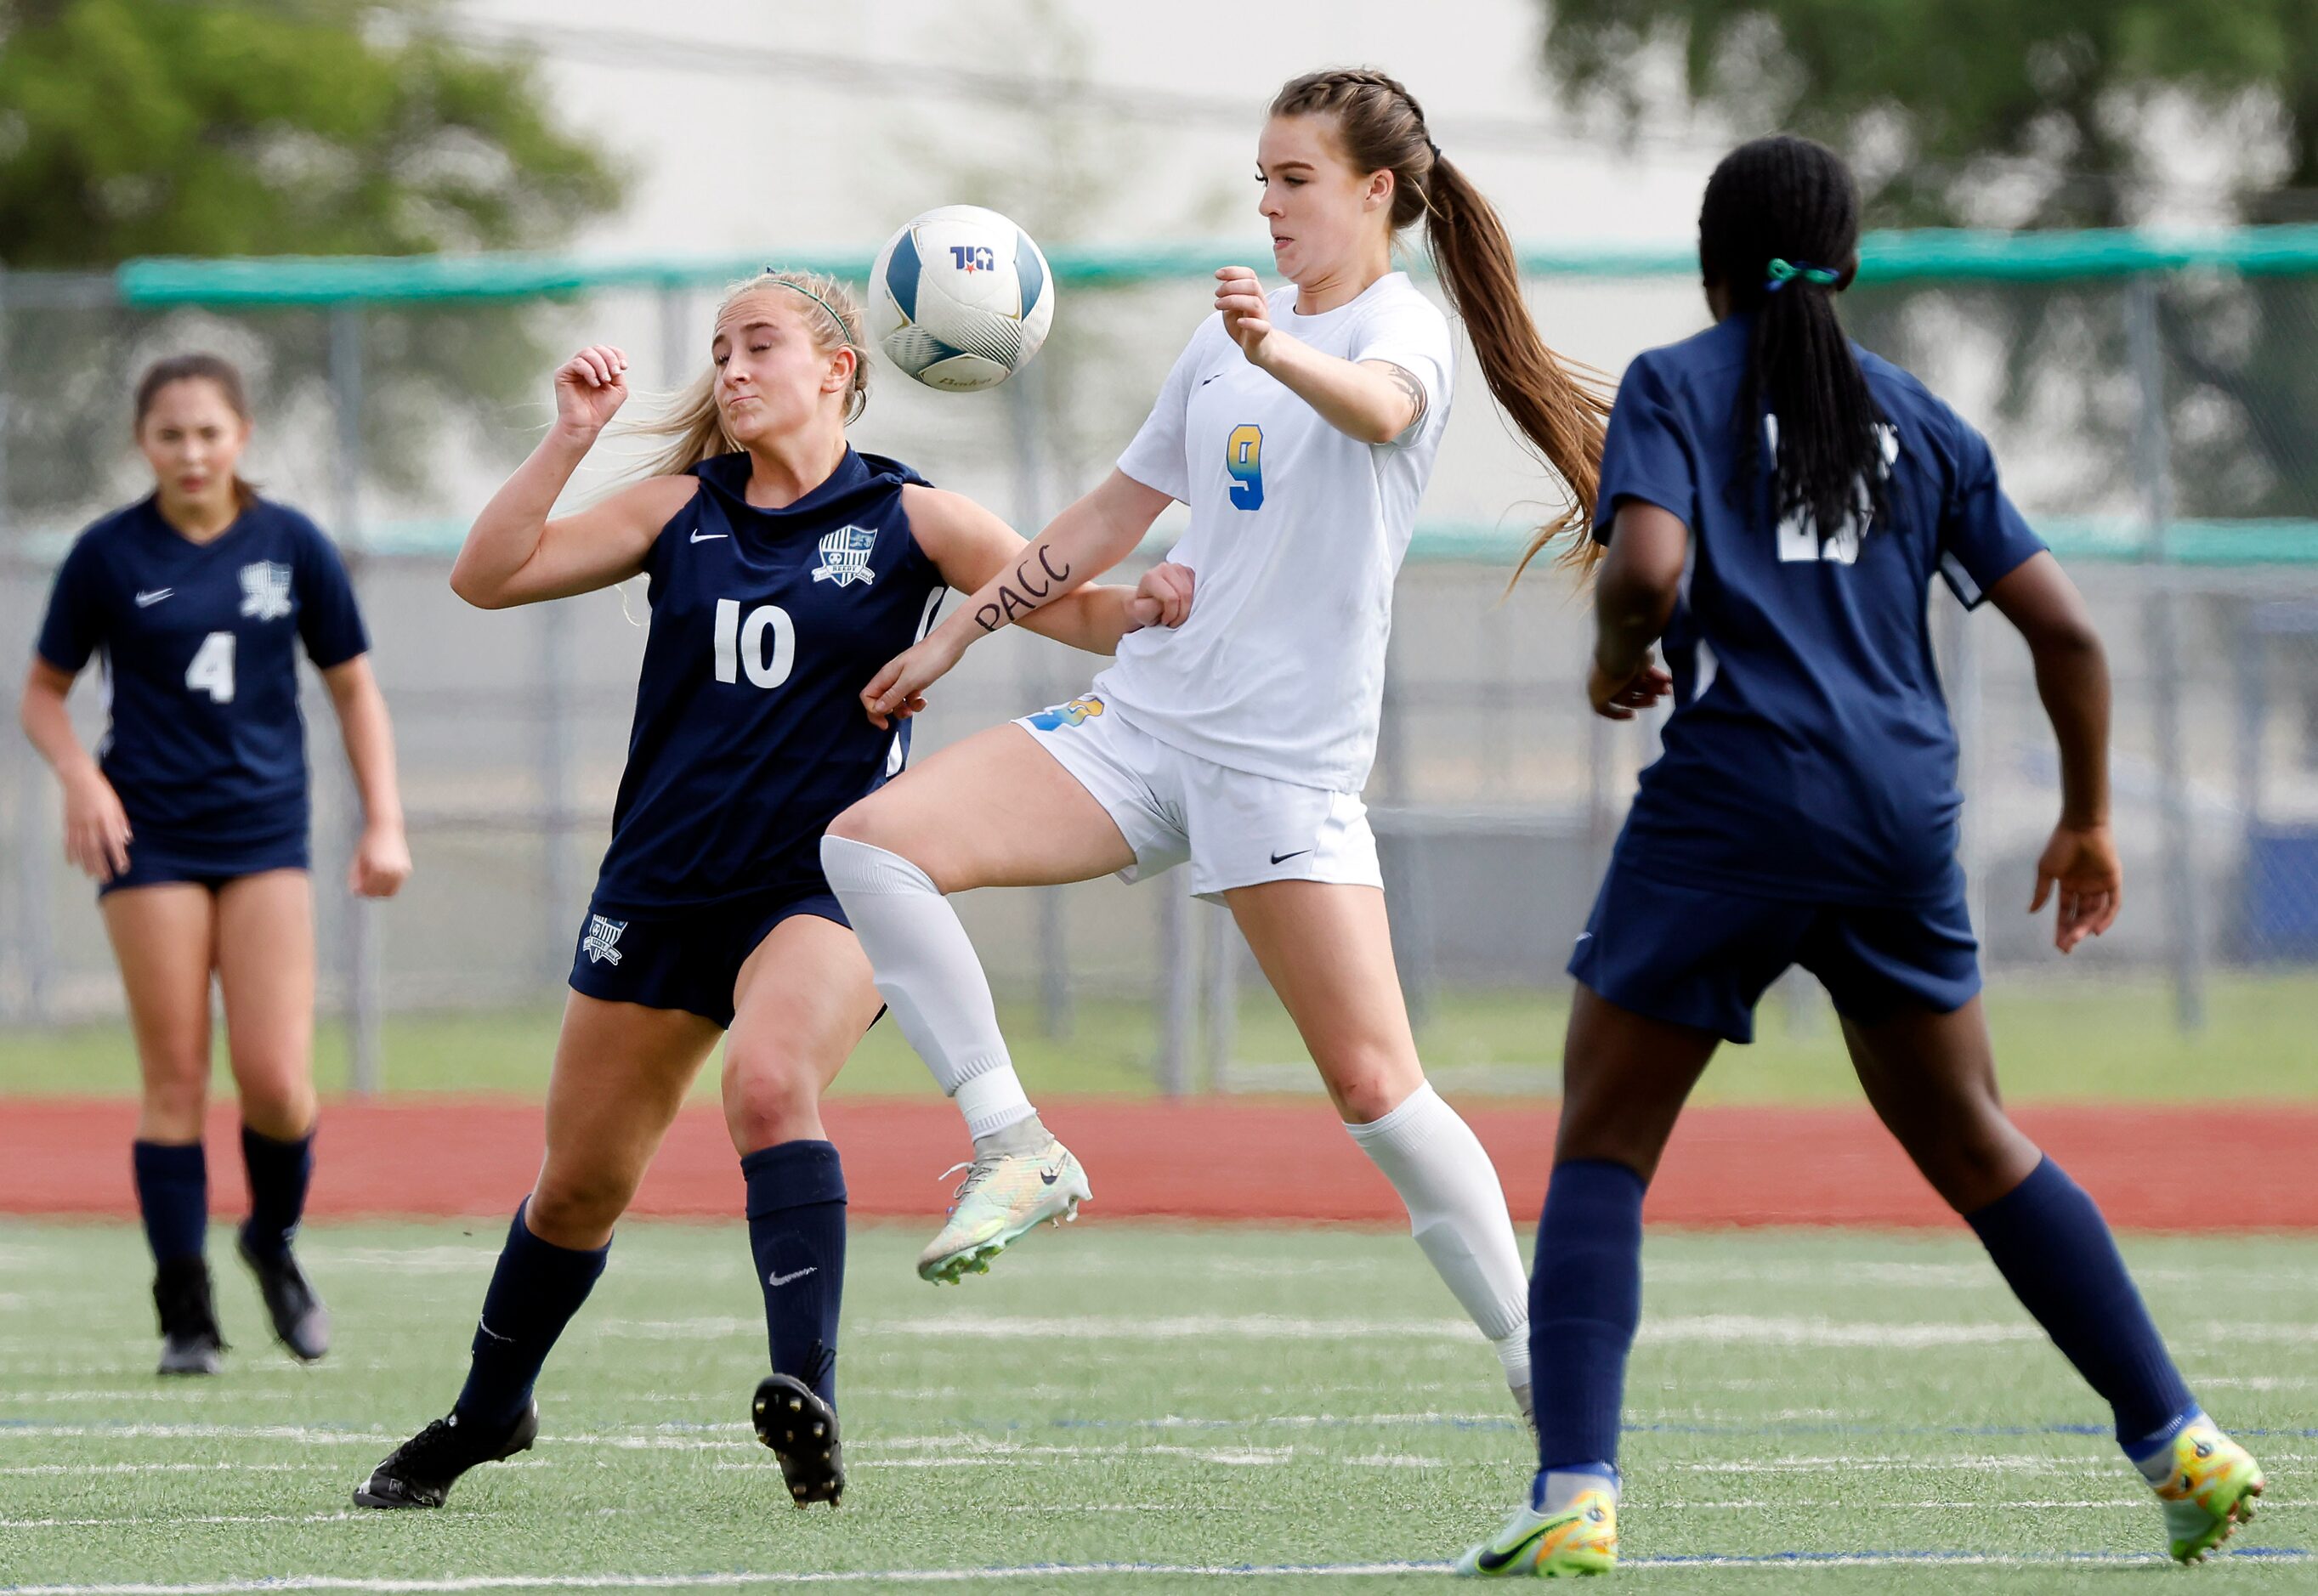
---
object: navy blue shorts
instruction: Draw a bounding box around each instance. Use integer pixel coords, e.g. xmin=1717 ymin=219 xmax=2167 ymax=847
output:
xmin=567 ymin=888 xmax=851 ymax=1030
xmin=99 ymin=835 xmax=309 ymax=898
xmin=1568 ymin=856 xmax=1981 ymax=1044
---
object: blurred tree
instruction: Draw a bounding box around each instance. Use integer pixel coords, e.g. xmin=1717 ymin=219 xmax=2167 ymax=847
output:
xmin=0 ymin=0 xmax=624 ymax=518
xmin=1543 ymin=1 xmax=2316 ymax=227
xmin=1540 ymin=1 xmax=2318 ymax=519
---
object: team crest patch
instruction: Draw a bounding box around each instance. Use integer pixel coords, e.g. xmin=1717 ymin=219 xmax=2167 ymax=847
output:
xmin=811 ymin=525 xmax=877 ymax=587
xmin=582 ymin=914 xmax=628 ymax=966
xmin=238 ymin=561 xmax=293 ymax=621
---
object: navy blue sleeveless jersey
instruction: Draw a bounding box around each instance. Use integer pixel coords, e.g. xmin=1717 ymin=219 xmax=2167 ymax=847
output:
xmin=590 ymin=449 xmax=946 ymax=912
xmin=1595 ymin=314 xmax=2046 ymax=906
xmin=34 ymin=495 xmax=369 ymax=855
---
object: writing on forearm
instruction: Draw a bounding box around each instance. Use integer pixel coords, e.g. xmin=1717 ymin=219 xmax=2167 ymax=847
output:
xmin=973 ymin=546 xmax=1074 ymax=632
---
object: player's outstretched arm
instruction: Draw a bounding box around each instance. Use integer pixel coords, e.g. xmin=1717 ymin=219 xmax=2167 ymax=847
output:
xmin=320 ymin=655 xmax=411 ymax=900
xmin=451 ymin=346 xmax=696 ymax=609
xmin=1986 ymin=550 xmax=2119 ymax=953
xmin=1585 ymin=500 xmax=1681 ymax=720
xmin=860 ymin=470 xmax=1173 ymax=727
xmin=900 ymin=484 xmax=1192 ymax=657
xmin=19 ymin=659 xmax=131 ymax=882
xmin=1211 ymin=266 xmax=1425 ymax=445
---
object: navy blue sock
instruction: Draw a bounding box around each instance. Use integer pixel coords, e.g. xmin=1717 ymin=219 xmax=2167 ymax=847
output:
xmin=238 ymin=1123 xmax=315 ymax=1260
xmin=132 ymin=1140 xmax=208 ymax=1265
xmin=1530 ymin=1159 xmax=1646 ymax=1480
xmin=1965 ymin=1157 xmax=2197 ymax=1455
xmin=453 ymin=1200 xmax=608 ymax=1432
xmin=743 ymin=1140 xmax=847 ymax=1410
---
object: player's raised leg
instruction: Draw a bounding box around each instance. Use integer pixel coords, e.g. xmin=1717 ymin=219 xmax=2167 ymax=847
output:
xmin=1226 ymin=880 xmax=1535 ymax=1416
xmin=103 ymin=882 xmax=224 ymax=1376
xmin=354 ymin=995 xmax=720 ymax=1508
xmin=823 ymin=723 xmax=1131 ymax=1282
xmin=722 ymin=911 xmax=885 ymax=1506
xmin=213 ymin=868 xmax=329 ymax=1361
xmin=1459 ymin=984 xmax=1717 ymax=1578
xmin=1842 ymin=996 xmax=2264 ymax=1564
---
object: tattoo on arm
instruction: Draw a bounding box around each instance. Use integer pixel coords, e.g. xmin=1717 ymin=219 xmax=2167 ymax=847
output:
xmin=1378 ymin=362 xmax=1428 ymax=436
xmin=974 ymin=546 xmax=1074 ymax=633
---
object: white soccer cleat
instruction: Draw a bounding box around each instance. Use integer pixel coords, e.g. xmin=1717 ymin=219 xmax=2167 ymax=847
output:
xmin=916 ymin=1139 xmax=1091 ymax=1283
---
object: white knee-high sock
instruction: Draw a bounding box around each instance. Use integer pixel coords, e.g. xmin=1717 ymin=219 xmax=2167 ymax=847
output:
xmin=1344 ymin=1082 xmax=1532 ymax=1389
xmin=820 ymin=835 xmax=1034 ymax=1139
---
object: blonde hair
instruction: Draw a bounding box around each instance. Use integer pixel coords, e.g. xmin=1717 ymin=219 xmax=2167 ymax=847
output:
xmin=628 ymin=270 xmax=873 ymax=478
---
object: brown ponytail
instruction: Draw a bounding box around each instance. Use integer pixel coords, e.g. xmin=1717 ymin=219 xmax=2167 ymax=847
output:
xmin=1268 ymin=69 xmax=1612 ymax=583
xmin=133 ymin=352 xmax=259 ymax=509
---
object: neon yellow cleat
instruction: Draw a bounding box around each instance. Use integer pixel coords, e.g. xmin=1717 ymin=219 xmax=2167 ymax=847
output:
xmin=1456 ymin=1491 xmax=1618 ymax=1578
xmin=2151 ymin=1419 xmax=2265 ymax=1564
xmin=916 ymin=1139 xmax=1091 ymax=1284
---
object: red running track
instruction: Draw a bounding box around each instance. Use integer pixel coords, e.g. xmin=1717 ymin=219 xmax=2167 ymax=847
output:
xmin=3 ymin=1096 xmax=2313 ymax=1231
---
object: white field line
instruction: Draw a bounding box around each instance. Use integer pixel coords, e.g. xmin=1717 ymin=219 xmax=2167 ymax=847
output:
xmin=0 ymin=1513 xmax=363 ymax=1530
xmin=9 ymin=1549 xmax=2312 ymax=1592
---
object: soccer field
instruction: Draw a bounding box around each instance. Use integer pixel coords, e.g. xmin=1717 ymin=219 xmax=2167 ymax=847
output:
xmin=1 ymin=1222 xmax=2309 ymax=1592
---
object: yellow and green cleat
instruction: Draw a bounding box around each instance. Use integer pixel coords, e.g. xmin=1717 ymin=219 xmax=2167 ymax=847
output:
xmin=2151 ymin=1419 xmax=2264 ymax=1564
xmin=916 ymin=1138 xmax=1091 ymax=1284
xmin=1456 ymin=1491 xmax=1618 ymax=1578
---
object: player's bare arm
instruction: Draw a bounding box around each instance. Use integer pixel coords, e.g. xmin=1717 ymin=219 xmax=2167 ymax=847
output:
xmin=1987 ymin=550 xmax=2120 ymax=952
xmin=859 ymin=469 xmax=1175 ymax=727
xmin=900 ymin=484 xmax=1194 ymax=657
xmin=321 ymin=656 xmax=412 ymax=900
xmin=1586 ymin=499 xmax=1683 ymax=720
xmin=452 ymin=346 xmax=699 ymax=609
xmin=17 ymin=657 xmax=130 ymax=881
xmin=1214 ymin=265 xmax=1427 ymax=444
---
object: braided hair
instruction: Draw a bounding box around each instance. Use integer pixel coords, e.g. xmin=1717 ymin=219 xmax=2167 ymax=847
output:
xmin=1269 ymin=68 xmax=1612 ymax=581
xmin=1699 ymin=135 xmax=1889 ymax=546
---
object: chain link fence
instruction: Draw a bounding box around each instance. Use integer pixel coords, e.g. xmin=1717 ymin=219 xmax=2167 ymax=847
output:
xmin=6 ymin=233 xmax=2318 ymax=1090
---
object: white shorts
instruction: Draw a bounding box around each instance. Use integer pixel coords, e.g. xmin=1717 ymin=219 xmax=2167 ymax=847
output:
xmin=1016 ymin=693 xmax=1382 ymax=903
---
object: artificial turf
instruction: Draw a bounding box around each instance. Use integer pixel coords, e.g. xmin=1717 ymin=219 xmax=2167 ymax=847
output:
xmin=0 ymin=1220 xmax=2309 ymax=1591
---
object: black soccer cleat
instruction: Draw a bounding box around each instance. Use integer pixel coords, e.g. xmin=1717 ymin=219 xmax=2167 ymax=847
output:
xmin=352 ymin=1402 xmax=539 ymax=1509
xmin=153 ymin=1255 xmax=226 ymax=1377
xmin=237 ymin=1230 xmax=331 ymax=1362
xmin=752 ymin=1372 xmax=843 ymax=1507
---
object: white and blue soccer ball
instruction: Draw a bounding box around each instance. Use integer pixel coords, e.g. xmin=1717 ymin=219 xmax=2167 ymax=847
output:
xmin=866 ymin=205 xmax=1055 ymax=393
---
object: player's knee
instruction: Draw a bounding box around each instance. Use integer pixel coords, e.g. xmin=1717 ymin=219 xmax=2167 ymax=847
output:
xmin=528 ymin=1165 xmax=637 ymax=1245
xmin=234 ymin=1067 xmax=315 ymax=1141
xmin=139 ymin=1067 xmax=210 ymax=1140
xmin=722 ymin=1044 xmax=822 ymax=1150
xmin=822 ymin=798 xmax=890 ymax=850
xmin=1318 ymin=1048 xmax=1420 ymax=1125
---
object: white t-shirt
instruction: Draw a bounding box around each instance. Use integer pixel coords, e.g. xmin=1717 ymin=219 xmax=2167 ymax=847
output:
xmin=1097 ymin=271 xmax=1454 ymax=791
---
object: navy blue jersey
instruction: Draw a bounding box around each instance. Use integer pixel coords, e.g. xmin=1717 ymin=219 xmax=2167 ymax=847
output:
xmin=1596 ymin=314 xmax=2046 ymax=905
xmin=592 ymin=449 xmax=947 ymax=911
xmin=34 ymin=495 xmax=369 ymax=852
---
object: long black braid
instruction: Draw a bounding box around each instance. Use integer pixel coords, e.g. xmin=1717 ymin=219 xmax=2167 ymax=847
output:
xmin=1700 ymin=135 xmax=1890 ymax=544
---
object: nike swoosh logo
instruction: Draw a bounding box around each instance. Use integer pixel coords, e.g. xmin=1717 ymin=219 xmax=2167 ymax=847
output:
xmin=1575 ymin=931 xmax=1593 ymax=943
xmin=1198 ymin=374 xmax=1221 ymax=388
xmin=1039 ymin=1168 xmax=1060 ymax=1186
xmin=476 ymin=1319 xmax=513 ymax=1344
xmin=1269 ymin=849 xmax=1312 ymax=864
xmin=690 ymin=531 xmax=728 ymax=543
xmin=1476 ymin=1522 xmax=1556 ymax=1574
xmin=135 ymin=589 xmax=173 ymax=607
xmin=767 ymin=1266 xmax=817 ymax=1288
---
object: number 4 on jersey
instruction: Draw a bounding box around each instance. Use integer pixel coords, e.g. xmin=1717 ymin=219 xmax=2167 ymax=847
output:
xmin=184 ymin=631 xmax=236 ymax=704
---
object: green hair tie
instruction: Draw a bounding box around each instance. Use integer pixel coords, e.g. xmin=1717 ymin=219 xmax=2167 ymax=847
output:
xmin=760 ymin=270 xmax=852 ymax=335
xmin=1765 ymin=258 xmax=1841 ymax=293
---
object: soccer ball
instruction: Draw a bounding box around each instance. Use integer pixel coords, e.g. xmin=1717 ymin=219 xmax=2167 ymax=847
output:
xmin=866 ymin=205 xmax=1055 ymax=393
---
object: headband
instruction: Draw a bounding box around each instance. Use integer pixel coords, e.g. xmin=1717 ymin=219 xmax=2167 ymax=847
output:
xmin=1765 ymin=258 xmax=1841 ymax=292
xmin=759 ymin=271 xmax=852 ymax=334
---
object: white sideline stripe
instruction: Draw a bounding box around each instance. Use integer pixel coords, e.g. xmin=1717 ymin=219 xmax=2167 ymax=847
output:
xmin=0 ymin=1513 xmax=362 ymax=1530
xmin=9 ymin=1550 xmax=2311 ymax=1592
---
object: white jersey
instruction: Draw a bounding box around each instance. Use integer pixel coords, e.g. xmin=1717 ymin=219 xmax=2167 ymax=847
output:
xmin=1096 ymin=271 xmax=1454 ymax=791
